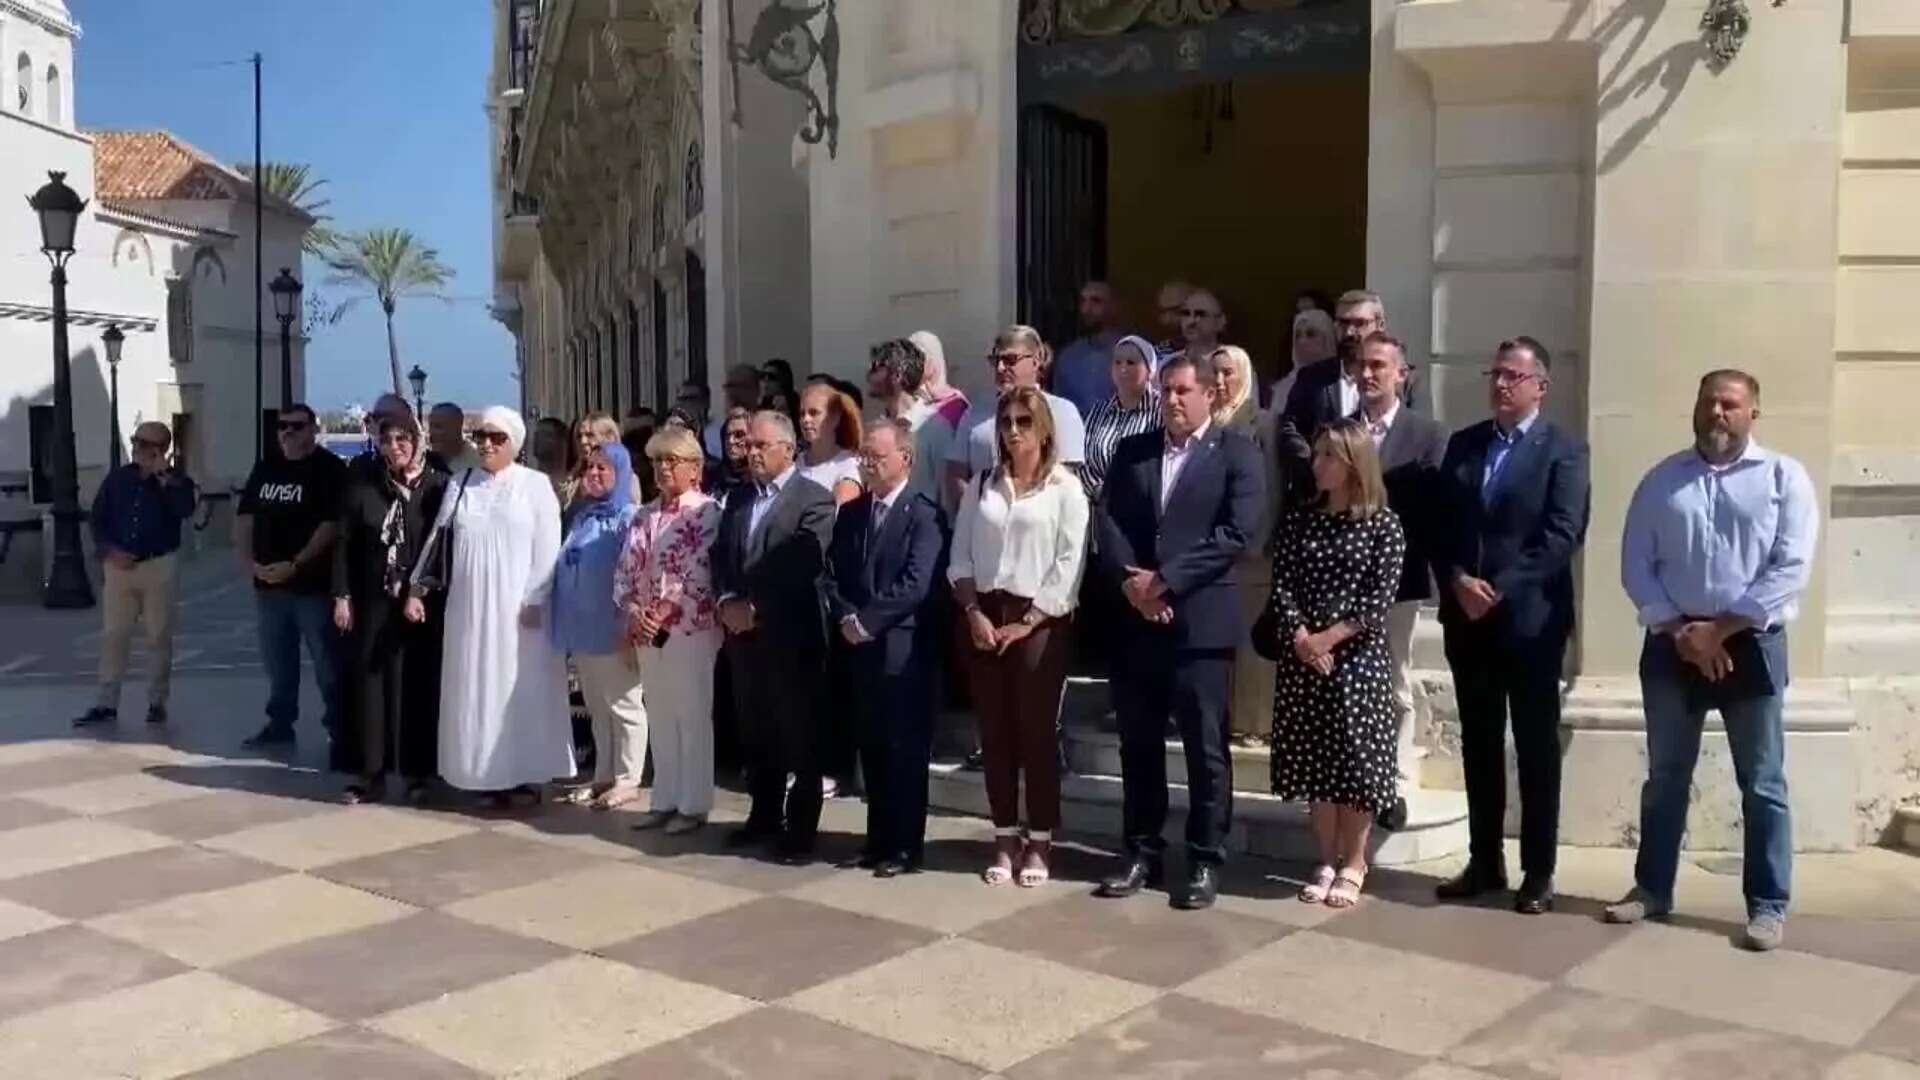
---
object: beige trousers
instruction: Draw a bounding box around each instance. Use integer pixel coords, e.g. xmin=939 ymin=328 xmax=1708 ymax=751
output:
xmin=574 ymin=650 xmax=648 ymax=789
xmin=97 ymin=553 xmax=180 ymax=712
xmin=1386 ymin=599 xmax=1422 ymax=780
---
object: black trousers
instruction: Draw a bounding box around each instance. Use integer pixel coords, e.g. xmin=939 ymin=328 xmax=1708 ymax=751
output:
xmin=337 ymin=593 xmax=440 ymax=781
xmin=849 ymin=639 xmax=934 ymax=863
xmin=1113 ymin=638 xmax=1236 ymax=865
xmin=1444 ymin=622 xmax=1567 ymax=878
xmin=730 ymin=632 xmax=824 ymax=845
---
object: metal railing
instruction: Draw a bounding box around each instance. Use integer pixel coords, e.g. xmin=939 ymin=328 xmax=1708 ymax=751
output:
xmin=507 ymin=0 xmax=541 ymax=91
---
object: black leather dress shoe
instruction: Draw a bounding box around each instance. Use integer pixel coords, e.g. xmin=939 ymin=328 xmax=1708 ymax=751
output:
xmin=1435 ymin=864 xmax=1509 ymax=901
xmin=1173 ymin=864 xmax=1218 ymax=910
xmin=723 ymin=826 xmax=774 ymax=850
xmin=1095 ymin=856 xmax=1163 ymax=898
xmin=840 ymin=852 xmax=883 ymax=870
xmin=774 ymin=837 xmax=816 ymax=866
xmin=873 ymin=857 xmax=921 ymax=879
xmin=1514 ymin=875 xmax=1555 ymax=914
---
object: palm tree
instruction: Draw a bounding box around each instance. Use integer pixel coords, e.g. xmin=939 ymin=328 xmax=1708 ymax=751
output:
xmin=323 ymin=228 xmax=456 ymax=397
xmin=237 ymin=162 xmax=337 ymax=254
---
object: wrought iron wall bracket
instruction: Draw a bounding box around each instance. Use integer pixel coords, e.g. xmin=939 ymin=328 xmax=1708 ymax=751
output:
xmin=726 ymin=0 xmax=840 ymax=158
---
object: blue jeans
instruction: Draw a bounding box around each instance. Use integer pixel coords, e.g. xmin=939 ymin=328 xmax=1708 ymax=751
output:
xmin=1635 ymin=630 xmax=1792 ymax=917
xmin=256 ymin=590 xmax=342 ymax=738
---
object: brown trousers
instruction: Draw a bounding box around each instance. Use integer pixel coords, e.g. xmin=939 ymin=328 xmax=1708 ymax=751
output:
xmin=965 ymin=591 xmax=1071 ymax=832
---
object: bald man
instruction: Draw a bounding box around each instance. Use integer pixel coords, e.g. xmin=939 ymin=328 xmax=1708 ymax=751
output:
xmin=75 ymin=422 xmax=199 ymax=728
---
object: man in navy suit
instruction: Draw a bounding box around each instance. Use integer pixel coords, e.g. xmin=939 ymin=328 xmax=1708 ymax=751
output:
xmin=1430 ymin=337 xmax=1590 ymax=914
xmin=1278 ymin=288 xmax=1384 ymax=500
xmin=826 ymin=419 xmax=947 ymax=878
xmin=1093 ymin=354 xmax=1266 ymax=910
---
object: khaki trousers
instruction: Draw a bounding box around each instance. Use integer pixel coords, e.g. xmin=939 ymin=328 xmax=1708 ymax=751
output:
xmin=1386 ymin=599 xmax=1422 ymax=780
xmin=97 ymin=554 xmax=180 ymax=712
xmin=575 ymin=650 xmax=648 ymax=789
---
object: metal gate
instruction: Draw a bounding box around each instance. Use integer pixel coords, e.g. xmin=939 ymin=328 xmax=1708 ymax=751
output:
xmin=1017 ymin=104 xmax=1108 ymax=351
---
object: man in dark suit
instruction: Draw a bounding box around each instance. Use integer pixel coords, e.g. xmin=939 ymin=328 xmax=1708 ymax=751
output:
xmin=1430 ymin=337 xmax=1590 ymax=914
xmin=826 ymin=419 xmax=947 ymax=878
xmin=1277 ymin=288 xmax=1384 ymax=499
xmin=1351 ymin=332 xmax=1449 ymax=823
xmin=1093 ymin=354 xmax=1266 ymax=910
xmin=714 ymin=410 xmax=837 ymax=863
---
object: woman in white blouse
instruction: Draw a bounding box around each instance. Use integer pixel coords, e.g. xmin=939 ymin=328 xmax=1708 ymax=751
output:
xmin=797 ymin=382 xmax=864 ymax=505
xmin=948 ymin=385 xmax=1090 ymax=889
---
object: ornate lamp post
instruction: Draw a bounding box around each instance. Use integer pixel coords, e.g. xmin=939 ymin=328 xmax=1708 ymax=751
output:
xmin=101 ymin=322 xmax=125 ymax=470
xmin=407 ymin=364 xmax=428 ymax=419
xmin=269 ymin=268 xmax=301 ymax=409
xmin=27 ymin=171 xmax=95 ymax=609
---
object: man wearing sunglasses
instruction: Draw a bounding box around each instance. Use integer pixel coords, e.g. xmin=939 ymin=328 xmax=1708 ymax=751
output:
xmin=235 ymin=404 xmax=349 ymax=752
xmin=72 ymin=422 xmax=198 ymax=729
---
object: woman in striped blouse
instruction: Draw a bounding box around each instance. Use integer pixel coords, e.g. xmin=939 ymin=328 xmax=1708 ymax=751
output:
xmin=1081 ymin=334 xmax=1162 ymax=500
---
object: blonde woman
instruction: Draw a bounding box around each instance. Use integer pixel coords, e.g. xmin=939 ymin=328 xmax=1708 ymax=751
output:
xmin=1264 ymin=418 xmax=1405 ymax=908
xmin=948 ymin=386 xmax=1089 ymax=889
xmin=1209 ymin=344 xmax=1258 ymax=431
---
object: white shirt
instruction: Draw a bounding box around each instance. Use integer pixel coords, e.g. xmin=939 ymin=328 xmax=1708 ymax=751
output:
xmin=1338 ymin=375 xmax=1360 ymax=419
xmin=1363 ymin=401 xmax=1399 ymax=447
xmin=799 ymin=450 xmax=861 ymax=495
xmin=947 ymin=464 xmax=1090 ymax=618
xmin=1160 ymin=419 xmax=1212 ymax=513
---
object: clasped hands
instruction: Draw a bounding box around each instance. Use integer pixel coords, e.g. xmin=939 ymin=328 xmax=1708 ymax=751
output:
xmin=1122 ymin=566 xmax=1173 ymax=626
xmin=718 ymin=597 xmax=757 ymax=636
xmin=1292 ymin=626 xmax=1338 ymax=677
xmin=1669 ymin=618 xmax=1739 ymax=682
xmin=965 ymin=606 xmax=1036 ymax=655
xmin=1452 ymin=574 xmax=1500 ymax=622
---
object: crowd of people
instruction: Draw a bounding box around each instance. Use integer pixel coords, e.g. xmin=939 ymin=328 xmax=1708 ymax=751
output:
xmin=73 ymin=281 xmax=1817 ymax=952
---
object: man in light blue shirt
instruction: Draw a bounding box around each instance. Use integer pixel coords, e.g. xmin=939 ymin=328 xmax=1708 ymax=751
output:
xmin=1609 ymin=368 xmax=1819 ymax=952
xmin=1051 ymin=281 xmax=1123 ymax=418
xmin=943 ymin=327 xmax=1087 ymax=506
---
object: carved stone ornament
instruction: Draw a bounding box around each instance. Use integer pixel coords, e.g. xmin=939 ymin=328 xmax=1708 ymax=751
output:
xmin=1021 ymin=0 xmax=1302 ymax=45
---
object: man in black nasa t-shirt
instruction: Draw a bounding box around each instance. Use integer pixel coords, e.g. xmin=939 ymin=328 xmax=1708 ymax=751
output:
xmin=236 ymin=404 xmax=348 ymax=752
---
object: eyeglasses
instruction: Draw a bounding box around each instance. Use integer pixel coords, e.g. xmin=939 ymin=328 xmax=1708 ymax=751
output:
xmin=987 ymin=352 xmax=1033 ymax=368
xmin=277 ymin=421 xmax=309 ymax=433
xmin=648 ymin=455 xmax=701 ymax=466
xmin=995 ymin=414 xmax=1036 ymax=431
xmin=1483 ymin=368 xmax=1541 ymax=387
xmin=471 ymin=430 xmax=512 ymax=447
xmin=378 ymin=431 xmax=417 ymax=445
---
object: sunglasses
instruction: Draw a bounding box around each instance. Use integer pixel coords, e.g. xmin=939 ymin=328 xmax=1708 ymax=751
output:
xmin=987 ymin=352 xmax=1032 ymax=368
xmin=1181 ymin=308 xmax=1219 ymax=319
xmin=277 ymin=421 xmax=309 ymax=433
xmin=471 ymin=430 xmax=512 ymax=447
xmin=995 ymin=414 xmax=1036 ymax=431
xmin=131 ymin=437 xmax=168 ymax=451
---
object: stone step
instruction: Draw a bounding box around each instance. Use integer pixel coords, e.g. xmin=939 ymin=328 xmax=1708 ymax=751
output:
xmin=925 ymin=763 xmax=1469 ymax=867
xmin=1062 ymin=722 xmax=1280 ymax=793
xmin=1897 ymin=807 xmax=1920 ymax=854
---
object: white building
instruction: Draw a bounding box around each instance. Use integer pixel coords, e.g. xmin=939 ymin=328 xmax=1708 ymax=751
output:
xmin=490 ymin=0 xmax=1920 ymax=854
xmin=1 ymin=0 xmax=311 ymax=537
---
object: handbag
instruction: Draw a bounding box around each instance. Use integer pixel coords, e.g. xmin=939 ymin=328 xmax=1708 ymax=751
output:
xmin=1250 ymin=604 xmax=1284 ymax=662
xmin=412 ymin=469 xmax=472 ymax=594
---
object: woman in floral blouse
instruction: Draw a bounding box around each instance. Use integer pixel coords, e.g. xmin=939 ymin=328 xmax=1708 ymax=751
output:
xmin=614 ymin=425 xmax=723 ymax=834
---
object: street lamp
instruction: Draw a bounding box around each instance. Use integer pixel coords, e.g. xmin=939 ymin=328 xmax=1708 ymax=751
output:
xmin=269 ymin=267 xmax=301 ymax=409
xmin=27 ymin=171 xmax=94 ymax=608
xmin=101 ymin=323 xmax=124 ymax=470
xmin=407 ymin=364 xmax=428 ymax=419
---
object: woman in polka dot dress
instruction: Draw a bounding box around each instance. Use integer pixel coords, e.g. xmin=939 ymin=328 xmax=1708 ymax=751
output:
xmin=1265 ymin=418 xmax=1406 ymax=909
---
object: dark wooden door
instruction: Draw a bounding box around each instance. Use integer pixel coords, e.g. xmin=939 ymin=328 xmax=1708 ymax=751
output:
xmin=1017 ymin=104 xmax=1108 ymax=352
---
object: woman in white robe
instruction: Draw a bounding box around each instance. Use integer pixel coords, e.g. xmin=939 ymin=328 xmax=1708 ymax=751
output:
xmin=408 ymin=406 xmax=573 ymax=806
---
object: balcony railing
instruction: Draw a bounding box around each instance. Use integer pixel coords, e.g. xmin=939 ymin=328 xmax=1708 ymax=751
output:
xmin=507 ymin=0 xmax=541 ymax=91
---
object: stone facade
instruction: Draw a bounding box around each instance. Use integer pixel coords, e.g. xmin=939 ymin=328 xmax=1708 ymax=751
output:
xmin=491 ymin=0 xmax=1920 ymax=848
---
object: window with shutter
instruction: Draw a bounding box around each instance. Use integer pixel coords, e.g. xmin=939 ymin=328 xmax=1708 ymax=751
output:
xmin=165 ymin=277 xmax=192 ymax=364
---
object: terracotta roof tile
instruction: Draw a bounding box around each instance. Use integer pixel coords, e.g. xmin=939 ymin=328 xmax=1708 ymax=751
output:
xmin=90 ymin=130 xmax=311 ymax=220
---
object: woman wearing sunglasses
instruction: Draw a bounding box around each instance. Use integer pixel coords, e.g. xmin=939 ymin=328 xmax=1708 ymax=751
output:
xmin=947 ymin=385 xmax=1090 ymax=888
xmin=409 ymin=407 xmax=573 ymax=810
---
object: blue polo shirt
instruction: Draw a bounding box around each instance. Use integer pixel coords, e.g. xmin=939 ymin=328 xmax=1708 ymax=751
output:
xmin=89 ymin=465 xmax=198 ymax=561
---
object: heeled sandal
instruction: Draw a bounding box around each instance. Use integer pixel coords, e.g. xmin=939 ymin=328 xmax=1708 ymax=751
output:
xmin=1300 ymin=864 xmax=1337 ymax=904
xmin=982 ymin=833 xmax=1019 ymax=886
xmin=1017 ymin=837 xmax=1052 ymax=889
xmin=1326 ymin=868 xmax=1367 ymax=909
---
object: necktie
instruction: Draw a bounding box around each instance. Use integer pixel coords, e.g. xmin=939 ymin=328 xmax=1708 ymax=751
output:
xmin=869 ymin=500 xmax=887 ymax=539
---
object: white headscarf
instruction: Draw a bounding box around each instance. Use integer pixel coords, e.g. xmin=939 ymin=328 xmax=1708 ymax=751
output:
xmin=477 ymin=406 xmax=527 ymax=458
xmin=1114 ymin=334 xmax=1160 ymax=378
xmin=911 ymin=330 xmax=953 ymax=400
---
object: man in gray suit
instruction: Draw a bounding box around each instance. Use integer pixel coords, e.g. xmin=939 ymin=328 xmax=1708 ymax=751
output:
xmin=715 ymin=411 xmax=837 ymax=863
xmin=1353 ymin=333 xmax=1449 ymax=821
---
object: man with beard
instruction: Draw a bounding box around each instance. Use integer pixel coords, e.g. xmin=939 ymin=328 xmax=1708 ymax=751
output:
xmin=1607 ymin=370 xmax=1817 ymax=952
xmin=1052 ymin=281 xmax=1125 ymax=418
xmin=1278 ymin=289 xmax=1382 ymax=498
xmin=1429 ymin=337 xmax=1589 ymax=917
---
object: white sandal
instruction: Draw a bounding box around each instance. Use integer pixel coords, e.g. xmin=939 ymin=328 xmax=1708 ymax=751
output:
xmin=1300 ymin=864 xmax=1337 ymax=904
xmin=1326 ymin=868 xmax=1367 ymax=909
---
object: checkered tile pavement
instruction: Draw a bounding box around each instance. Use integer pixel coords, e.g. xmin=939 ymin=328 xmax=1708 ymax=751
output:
xmin=1 ymin=737 xmax=1917 ymax=1079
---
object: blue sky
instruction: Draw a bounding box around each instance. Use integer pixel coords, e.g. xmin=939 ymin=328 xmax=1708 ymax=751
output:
xmin=73 ymin=0 xmax=514 ymax=411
